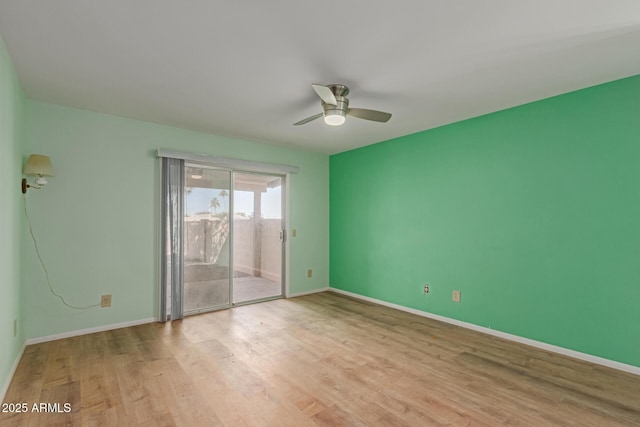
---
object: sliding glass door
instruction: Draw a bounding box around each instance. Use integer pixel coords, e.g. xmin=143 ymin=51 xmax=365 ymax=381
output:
xmin=162 ymin=161 xmax=285 ymax=319
xmin=183 ymin=163 xmax=284 ymax=315
xmin=232 ymin=173 xmax=284 ymax=304
xmin=183 ymin=165 xmax=231 ymax=314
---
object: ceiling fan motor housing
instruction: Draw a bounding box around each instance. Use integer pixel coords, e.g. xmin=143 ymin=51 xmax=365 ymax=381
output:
xmin=323 ymin=96 xmax=349 ymax=122
xmin=327 ymin=84 xmax=350 ymax=97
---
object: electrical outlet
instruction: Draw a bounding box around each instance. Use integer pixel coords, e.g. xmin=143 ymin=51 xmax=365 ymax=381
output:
xmin=307 ymin=269 xmax=312 ymax=278
xmin=101 ymin=294 xmax=112 ymax=308
xmin=423 ymin=284 xmax=429 ymax=294
xmin=292 ymin=229 xmax=297 ymax=237
xmin=452 ymin=290 xmax=461 ymax=303
xmin=13 ymin=319 xmax=17 ymax=337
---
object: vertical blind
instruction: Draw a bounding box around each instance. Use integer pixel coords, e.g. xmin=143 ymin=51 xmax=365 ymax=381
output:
xmin=160 ymin=157 xmax=185 ymax=321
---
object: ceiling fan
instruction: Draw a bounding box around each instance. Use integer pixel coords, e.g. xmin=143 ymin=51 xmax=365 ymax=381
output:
xmin=294 ymin=84 xmax=392 ymax=126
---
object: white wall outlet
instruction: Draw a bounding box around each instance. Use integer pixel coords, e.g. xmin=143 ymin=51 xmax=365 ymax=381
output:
xmin=452 ymin=290 xmax=461 ymax=303
xmin=101 ymin=294 xmax=112 ymax=308
xmin=423 ymin=284 xmax=429 ymax=294
xmin=307 ymin=269 xmax=312 ymax=278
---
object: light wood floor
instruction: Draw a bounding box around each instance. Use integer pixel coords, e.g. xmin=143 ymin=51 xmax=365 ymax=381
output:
xmin=2 ymin=292 xmax=640 ymax=426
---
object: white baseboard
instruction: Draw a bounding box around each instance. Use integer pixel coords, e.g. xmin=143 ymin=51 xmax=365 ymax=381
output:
xmin=329 ymin=288 xmax=640 ymax=377
xmin=25 ymin=318 xmax=156 ymax=345
xmin=288 ymin=287 xmax=330 ymax=298
xmin=1 ymin=342 xmax=26 ymax=403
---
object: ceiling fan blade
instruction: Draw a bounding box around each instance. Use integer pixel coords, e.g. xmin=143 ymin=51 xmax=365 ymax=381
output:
xmin=311 ymin=84 xmax=338 ymax=106
xmin=348 ymin=108 xmax=392 ymax=123
xmin=293 ymin=112 xmax=323 ymax=126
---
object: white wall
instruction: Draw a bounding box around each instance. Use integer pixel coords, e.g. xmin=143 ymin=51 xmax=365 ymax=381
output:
xmin=23 ymin=100 xmax=329 ymax=339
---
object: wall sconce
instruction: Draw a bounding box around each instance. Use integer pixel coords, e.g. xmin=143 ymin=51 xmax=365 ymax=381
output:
xmin=22 ymin=154 xmax=55 ymax=193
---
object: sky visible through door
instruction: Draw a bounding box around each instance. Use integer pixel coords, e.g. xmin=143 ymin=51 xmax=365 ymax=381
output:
xmin=186 ymin=186 xmax=281 ymax=218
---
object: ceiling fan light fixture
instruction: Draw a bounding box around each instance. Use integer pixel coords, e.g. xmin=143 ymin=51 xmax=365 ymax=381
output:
xmin=323 ymin=96 xmax=348 ymax=126
xmin=324 ymin=111 xmax=346 ymax=126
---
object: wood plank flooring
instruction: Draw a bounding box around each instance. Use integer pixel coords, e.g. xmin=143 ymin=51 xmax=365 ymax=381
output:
xmin=2 ymin=292 xmax=640 ymax=426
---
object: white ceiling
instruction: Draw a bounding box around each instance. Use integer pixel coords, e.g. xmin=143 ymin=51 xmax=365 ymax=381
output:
xmin=1 ymin=1 xmax=639 ymax=155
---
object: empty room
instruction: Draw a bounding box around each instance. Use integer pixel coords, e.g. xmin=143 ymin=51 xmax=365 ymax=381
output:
xmin=1 ymin=2 xmax=640 ymax=426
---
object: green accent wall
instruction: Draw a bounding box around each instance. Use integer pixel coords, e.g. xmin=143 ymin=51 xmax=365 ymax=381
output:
xmin=23 ymin=101 xmax=329 ymax=339
xmin=0 ymin=34 xmax=25 ymax=394
xmin=330 ymin=75 xmax=640 ymax=367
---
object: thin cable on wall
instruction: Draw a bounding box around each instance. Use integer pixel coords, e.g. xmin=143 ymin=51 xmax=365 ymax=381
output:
xmin=24 ymin=195 xmax=100 ymax=310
